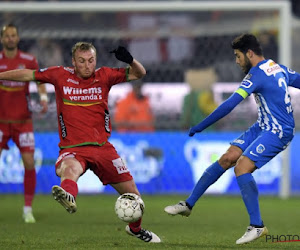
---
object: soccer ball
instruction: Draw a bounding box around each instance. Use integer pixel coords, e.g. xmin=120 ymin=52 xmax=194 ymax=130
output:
xmin=115 ymin=193 xmax=145 ymax=223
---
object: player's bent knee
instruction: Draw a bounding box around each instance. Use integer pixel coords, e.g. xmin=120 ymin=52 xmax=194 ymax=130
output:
xmin=219 ymin=153 xmax=237 ymax=169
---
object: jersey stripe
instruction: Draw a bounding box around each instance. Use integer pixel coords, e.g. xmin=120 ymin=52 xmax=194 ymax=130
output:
xmin=257 ymin=93 xmax=283 ymax=138
xmin=0 ymin=85 xmax=24 ymax=91
xmin=63 ymin=98 xmax=101 ymax=106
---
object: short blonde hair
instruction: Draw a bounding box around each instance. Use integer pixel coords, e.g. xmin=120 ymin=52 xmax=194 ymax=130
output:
xmin=71 ymin=42 xmax=96 ymax=58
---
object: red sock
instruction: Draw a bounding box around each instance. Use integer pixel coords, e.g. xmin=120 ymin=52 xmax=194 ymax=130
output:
xmin=129 ymin=218 xmax=142 ymax=233
xmin=61 ymin=179 xmax=78 ymax=198
xmin=24 ymin=169 xmax=36 ymax=207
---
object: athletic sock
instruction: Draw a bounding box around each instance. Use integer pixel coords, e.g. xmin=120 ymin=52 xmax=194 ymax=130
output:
xmin=61 ymin=179 xmax=78 ymax=198
xmin=129 ymin=218 xmax=142 ymax=233
xmin=24 ymin=168 xmax=36 ymax=207
xmin=186 ymin=161 xmax=225 ymax=207
xmin=23 ymin=206 xmax=32 ymax=214
xmin=237 ymin=173 xmax=263 ymax=227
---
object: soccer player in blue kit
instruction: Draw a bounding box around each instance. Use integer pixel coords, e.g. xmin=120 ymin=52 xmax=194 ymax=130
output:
xmin=165 ymin=33 xmax=300 ymax=244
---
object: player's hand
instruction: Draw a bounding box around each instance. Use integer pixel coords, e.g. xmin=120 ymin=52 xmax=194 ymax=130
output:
xmin=189 ymin=125 xmax=203 ymax=137
xmin=110 ymin=46 xmax=133 ymax=64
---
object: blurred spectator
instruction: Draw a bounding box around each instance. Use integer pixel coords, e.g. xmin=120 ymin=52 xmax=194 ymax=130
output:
xmin=114 ymin=80 xmax=154 ymax=132
xmin=181 ymin=67 xmax=218 ymax=131
xmin=161 ymin=13 xmax=194 ymax=63
xmin=29 ymin=38 xmax=63 ymax=68
xmin=127 ymin=13 xmax=162 ymax=65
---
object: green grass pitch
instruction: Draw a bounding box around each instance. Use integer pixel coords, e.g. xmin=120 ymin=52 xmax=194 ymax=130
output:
xmin=0 ymin=194 xmax=299 ymax=249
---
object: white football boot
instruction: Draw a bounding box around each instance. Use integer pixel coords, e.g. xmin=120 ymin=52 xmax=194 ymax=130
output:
xmin=23 ymin=211 xmax=36 ymax=223
xmin=52 ymin=185 xmax=77 ymax=213
xmin=236 ymin=225 xmax=268 ymax=244
xmin=164 ymin=201 xmax=192 ymax=217
xmin=125 ymin=225 xmax=161 ymax=243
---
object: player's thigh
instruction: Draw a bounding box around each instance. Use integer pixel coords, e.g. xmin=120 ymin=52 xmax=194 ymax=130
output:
xmin=93 ymin=142 xmax=133 ymax=185
xmin=243 ymin=131 xmax=289 ymax=169
xmin=11 ymin=122 xmax=35 ymax=153
xmin=0 ymin=123 xmax=11 ymax=150
xmin=234 ymin=155 xmax=256 ymax=176
xmin=56 ymin=152 xmax=84 ymax=180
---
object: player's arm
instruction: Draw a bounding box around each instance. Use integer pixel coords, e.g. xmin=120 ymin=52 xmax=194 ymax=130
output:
xmin=0 ymin=69 xmax=34 ymax=82
xmin=127 ymin=59 xmax=146 ymax=81
xmin=110 ymin=46 xmax=146 ymax=81
xmin=189 ymin=89 xmax=247 ymax=136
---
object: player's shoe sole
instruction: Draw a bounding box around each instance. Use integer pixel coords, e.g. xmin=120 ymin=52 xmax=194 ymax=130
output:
xmin=164 ymin=201 xmax=191 ymax=217
xmin=52 ymin=185 xmax=77 ymax=214
xmin=125 ymin=225 xmax=161 ymax=243
xmin=236 ymin=226 xmax=268 ymax=244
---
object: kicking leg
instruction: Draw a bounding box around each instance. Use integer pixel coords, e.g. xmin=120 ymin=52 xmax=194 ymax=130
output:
xmin=111 ymin=180 xmax=161 ymax=243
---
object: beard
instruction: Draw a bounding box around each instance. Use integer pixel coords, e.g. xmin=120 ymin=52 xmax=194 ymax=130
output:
xmin=4 ymin=43 xmax=17 ymax=51
xmin=243 ymin=56 xmax=252 ymax=74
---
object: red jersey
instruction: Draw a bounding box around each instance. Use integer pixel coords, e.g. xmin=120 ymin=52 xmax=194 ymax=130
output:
xmin=34 ymin=66 xmax=128 ymax=149
xmin=0 ymin=50 xmax=39 ymax=122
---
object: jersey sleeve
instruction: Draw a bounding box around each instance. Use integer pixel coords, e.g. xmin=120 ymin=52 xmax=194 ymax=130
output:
xmin=34 ymin=66 xmax=61 ymax=86
xmin=280 ymin=65 xmax=300 ymax=89
xmin=102 ymin=67 xmax=128 ymax=87
xmin=238 ymin=70 xmax=260 ymax=96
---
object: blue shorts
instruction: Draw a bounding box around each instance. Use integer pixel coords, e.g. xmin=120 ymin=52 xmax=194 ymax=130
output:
xmin=230 ymin=123 xmax=294 ymax=168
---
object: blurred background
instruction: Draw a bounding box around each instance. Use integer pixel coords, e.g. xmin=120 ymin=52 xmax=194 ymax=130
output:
xmin=1 ymin=0 xmax=300 ymax=197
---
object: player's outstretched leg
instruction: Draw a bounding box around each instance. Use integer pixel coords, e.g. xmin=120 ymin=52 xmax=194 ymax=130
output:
xmin=125 ymin=225 xmax=161 ymax=243
xmin=52 ymin=185 xmax=77 ymax=213
xmin=164 ymin=201 xmax=192 ymax=217
xmin=236 ymin=225 xmax=268 ymax=244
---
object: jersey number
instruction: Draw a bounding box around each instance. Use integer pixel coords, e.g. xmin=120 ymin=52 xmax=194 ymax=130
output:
xmin=278 ymin=78 xmax=293 ymax=113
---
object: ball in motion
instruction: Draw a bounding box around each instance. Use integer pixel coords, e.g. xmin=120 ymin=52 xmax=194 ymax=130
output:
xmin=115 ymin=193 xmax=145 ymax=223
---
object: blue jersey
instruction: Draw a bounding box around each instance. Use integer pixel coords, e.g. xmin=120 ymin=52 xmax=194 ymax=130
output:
xmin=238 ymin=59 xmax=300 ymax=138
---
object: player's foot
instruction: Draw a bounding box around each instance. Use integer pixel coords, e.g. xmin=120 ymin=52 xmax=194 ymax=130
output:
xmin=236 ymin=225 xmax=268 ymax=244
xmin=52 ymin=185 xmax=77 ymax=214
xmin=23 ymin=211 xmax=36 ymax=223
xmin=125 ymin=225 xmax=161 ymax=243
xmin=164 ymin=201 xmax=192 ymax=217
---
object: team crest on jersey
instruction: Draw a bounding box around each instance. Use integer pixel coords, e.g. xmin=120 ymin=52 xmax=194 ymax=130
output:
xmin=256 ymin=144 xmax=265 ymax=153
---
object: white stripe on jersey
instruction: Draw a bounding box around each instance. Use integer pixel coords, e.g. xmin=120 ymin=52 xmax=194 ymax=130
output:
xmin=257 ymin=93 xmax=283 ymax=138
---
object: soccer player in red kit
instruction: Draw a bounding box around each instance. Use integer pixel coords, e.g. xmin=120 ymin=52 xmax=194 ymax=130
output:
xmin=0 ymin=42 xmax=161 ymax=243
xmin=0 ymin=23 xmax=48 ymax=223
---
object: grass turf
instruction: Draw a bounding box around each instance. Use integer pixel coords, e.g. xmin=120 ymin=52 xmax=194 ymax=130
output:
xmin=0 ymin=194 xmax=299 ymax=249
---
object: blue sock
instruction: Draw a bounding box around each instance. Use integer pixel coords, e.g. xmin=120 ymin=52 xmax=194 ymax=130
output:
xmin=186 ymin=161 xmax=225 ymax=207
xmin=237 ymin=173 xmax=263 ymax=227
